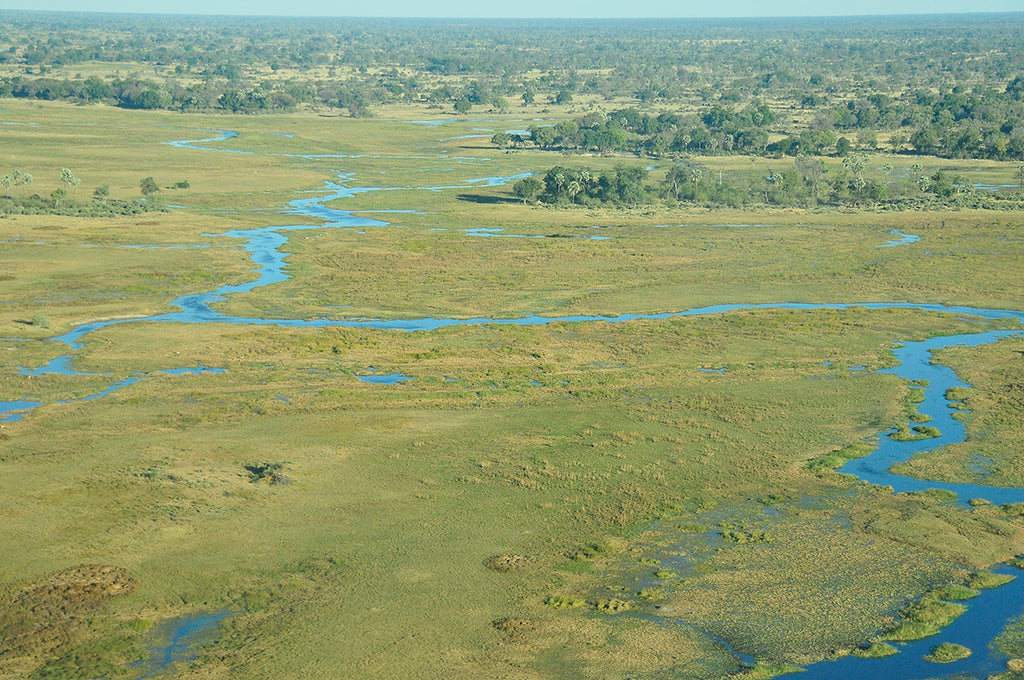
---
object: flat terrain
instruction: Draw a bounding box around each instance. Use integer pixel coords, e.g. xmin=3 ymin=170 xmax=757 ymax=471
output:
xmin=2 ymin=99 xmax=1024 ymax=680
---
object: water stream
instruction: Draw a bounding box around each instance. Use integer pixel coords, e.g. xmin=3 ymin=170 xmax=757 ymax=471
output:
xmin=794 ymin=565 xmax=1024 ymax=679
xmin=129 ymin=612 xmax=230 ymax=679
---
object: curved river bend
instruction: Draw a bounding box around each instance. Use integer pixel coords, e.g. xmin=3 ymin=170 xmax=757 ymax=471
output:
xmin=5 ymin=126 xmax=1024 ymax=678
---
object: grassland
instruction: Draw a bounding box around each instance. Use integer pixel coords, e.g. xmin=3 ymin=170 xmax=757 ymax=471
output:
xmin=3 ymin=99 xmax=1024 ymax=679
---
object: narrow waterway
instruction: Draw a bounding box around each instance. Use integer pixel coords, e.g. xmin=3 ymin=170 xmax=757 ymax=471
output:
xmin=794 ymin=565 xmax=1024 ymax=679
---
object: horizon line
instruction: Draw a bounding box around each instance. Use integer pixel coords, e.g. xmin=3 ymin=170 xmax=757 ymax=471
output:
xmin=2 ymin=8 xmax=1023 ymax=20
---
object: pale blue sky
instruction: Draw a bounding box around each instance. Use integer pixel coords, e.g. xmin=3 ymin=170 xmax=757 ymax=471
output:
xmin=2 ymin=0 xmax=1022 ymax=17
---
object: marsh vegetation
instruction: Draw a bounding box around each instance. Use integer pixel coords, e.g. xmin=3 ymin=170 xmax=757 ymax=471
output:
xmin=1 ymin=11 xmax=1024 ymax=680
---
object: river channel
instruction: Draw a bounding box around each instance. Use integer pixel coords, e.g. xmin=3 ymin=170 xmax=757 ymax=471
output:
xmin=5 ymin=125 xmax=1024 ymax=678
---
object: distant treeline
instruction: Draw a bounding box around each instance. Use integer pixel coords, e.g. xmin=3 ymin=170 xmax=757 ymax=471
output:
xmin=0 ymin=74 xmax=354 ymax=114
xmin=3 ymin=12 xmax=1024 ymax=159
xmin=501 ymin=85 xmax=1024 ymax=161
xmin=514 ymin=161 xmax=1023 ymax=210
xmin=2 ymin=13 xmax=1024 ymax=120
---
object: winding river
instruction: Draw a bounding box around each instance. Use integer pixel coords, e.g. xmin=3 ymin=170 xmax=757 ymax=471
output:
xmin=6 ymin=125 xmax=1024 ymax=677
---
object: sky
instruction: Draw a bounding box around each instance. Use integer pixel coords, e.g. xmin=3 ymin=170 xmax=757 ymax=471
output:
xmin=2 ymin=0 xmax=1022 ymax=17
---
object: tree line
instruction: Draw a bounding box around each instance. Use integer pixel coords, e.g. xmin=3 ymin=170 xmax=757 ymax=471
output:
xmin=499 ymin=84 xmax=1024 ymax=161
xmin=512 ymin=159 xmax=1024 ymax=210
xmin=3 ymin=11 xmax=1024 ymax=126
xmin=0 ymin=168 xmax=181 ymax=216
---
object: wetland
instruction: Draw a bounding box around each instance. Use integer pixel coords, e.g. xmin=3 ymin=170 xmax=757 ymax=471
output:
xmin=3 ymin=12 xmax=1024 ymax=680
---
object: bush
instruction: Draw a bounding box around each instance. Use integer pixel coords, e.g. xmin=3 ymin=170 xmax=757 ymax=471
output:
xmin=544 ymin=595 xmax=584 ymax=608
xmin=244 ymin=461 xmax=291 ymax=484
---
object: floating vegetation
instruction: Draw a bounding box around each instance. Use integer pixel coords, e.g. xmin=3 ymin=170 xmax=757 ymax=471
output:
xmin=924 ymin=641 xmax=971 ymax=663
xmin=851 ymin=641 xmax=899 ymax=658
xmin=967 ymin=571 xmax=1016 ymax=590
xmin=889 ymin=425 xmax=942 ymax=441
xmin=592 ymin=598 xmax=632 ymax=613
xmin=721 ymin=529 xmax=771 ymax=544
xmin=880 ymin=596 xmax=967 ymax=642
xmin=804 ymin=441 xmax=875 ymax=474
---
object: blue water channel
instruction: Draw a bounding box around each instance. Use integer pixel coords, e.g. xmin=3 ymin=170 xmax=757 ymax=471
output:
xmin=879 ymin=229 xmax=922 ymax=247
xmin=793 ymin=565 xmax=1024 ymax=680
xmin=6 ymin=127 xmax=1024 ymax=678
xmin=129 ymin=612 xmax=230 ymax=679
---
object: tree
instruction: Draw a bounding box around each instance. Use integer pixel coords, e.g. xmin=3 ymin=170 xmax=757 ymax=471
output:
xmin=795 ymin=155 xmax=826 ymax=199
xmin=1007 ymin=75 xmax=1024 ymax=101
xmin=140 ymin=176 xmax=160 ymax=197
xmin=93 ymin=185 xmax=109 ymax=203
xmin=454 ymin=98 xmax=472 ymax=114
xmin=490 ymin=132 xmax=512 ymax=149
xmin=910 ymin=126 xmax=940 ymax=155
xmin=1016 ymin=164 xmax=1024 ymax=192
xmin=610 ymin=165 xmax=648 ymax=205
xmin=511 ymin=176 xmax=542 ymax=203
xmin=59 ymin=168 xmax=81 ymax=196
xmin=2 ymin=169 xmax=33 ymax=196
xmin=663 ymin=165 xmax=692 ymax=201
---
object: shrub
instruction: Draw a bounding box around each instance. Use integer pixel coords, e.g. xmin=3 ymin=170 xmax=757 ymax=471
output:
xmin=244 ymin=461 xmax=291 ymax=484
xmin=544 ymin=595 xmax=584 ymax=608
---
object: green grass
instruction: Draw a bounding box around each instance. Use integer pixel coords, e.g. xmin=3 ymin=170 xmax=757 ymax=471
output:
xmin=893 ymin=337 xmax=1024 ymax=489
xmin=924 ymin=642 xmax=971 ymax=663
xmin=805 ymin=441 xmax=875 ymax=474
xmin=889 ymin=425 xmax=942 ymax=441
xmin=3 ymin=100 xmax=1024 ymax=680
xmin=880 ymin=597 xmax=967 ymax=642
xmin=851 ymin=641 xmax=898 ymax=658
xmin=729 ymin=662 xmax=805 ymax=679
xmin=968 ymin=571 xmax=1016 ymax=590
xmin=933 ymin=584 xmax=980 ymax=601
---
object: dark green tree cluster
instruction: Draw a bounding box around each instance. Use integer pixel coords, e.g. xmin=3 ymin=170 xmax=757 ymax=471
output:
xmin=784 ymin=82 xmax=1024 ymax=160
xmin=523 ymin=105 xmax=776 ymax=156
xmin=519 ymin=165 xmax=650 ymax=206
xmin=516 ymin=159 xmax=1023 ymax=210
xmin=514 ymin=87 xmax=1024 ymax=161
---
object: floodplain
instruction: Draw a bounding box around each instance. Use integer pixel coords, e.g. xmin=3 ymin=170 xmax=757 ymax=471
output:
xmin=2 ymin=93 xmax=1024 ymax=680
